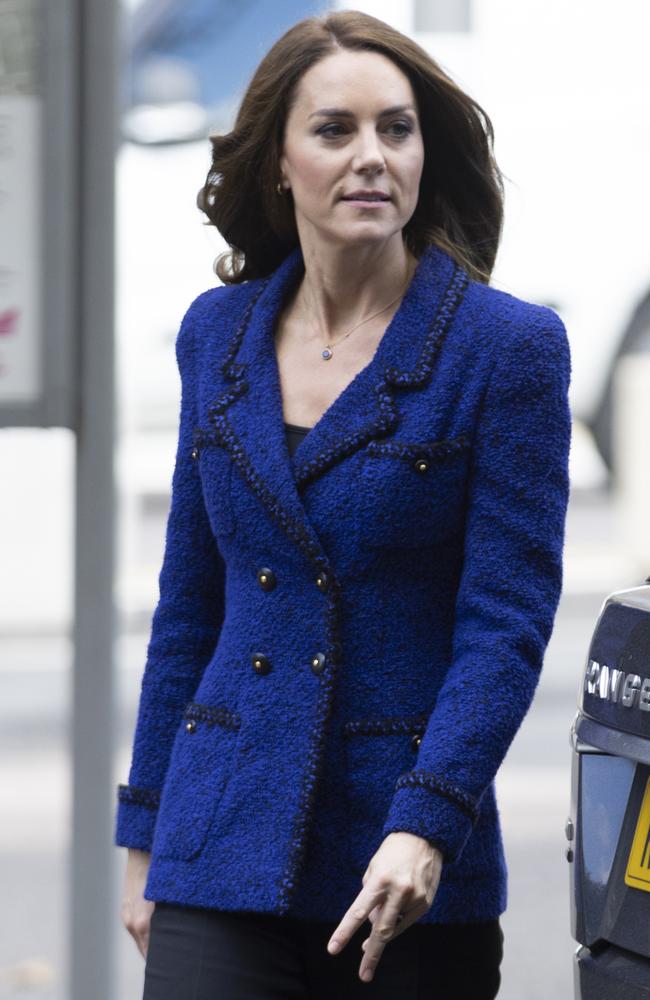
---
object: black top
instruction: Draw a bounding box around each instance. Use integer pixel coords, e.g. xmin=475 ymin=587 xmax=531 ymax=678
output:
xmin=284 ymin=421 xmax=313 ymax=458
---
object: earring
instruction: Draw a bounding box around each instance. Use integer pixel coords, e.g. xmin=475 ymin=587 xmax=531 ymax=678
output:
xmin=276 ymin=182 xmax=284 ymax=195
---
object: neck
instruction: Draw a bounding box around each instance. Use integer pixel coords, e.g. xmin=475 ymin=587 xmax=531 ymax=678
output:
xmin=293 ymin=236 xmax=418 ymax=342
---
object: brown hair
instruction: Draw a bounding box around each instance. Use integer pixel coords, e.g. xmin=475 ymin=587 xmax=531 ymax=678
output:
xmin=197 ymin=9 xmax=505 ymax=285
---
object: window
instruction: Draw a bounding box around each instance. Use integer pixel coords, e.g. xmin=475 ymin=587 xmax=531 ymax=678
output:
xmin=414 ymin=0 xmax=471 ymax=33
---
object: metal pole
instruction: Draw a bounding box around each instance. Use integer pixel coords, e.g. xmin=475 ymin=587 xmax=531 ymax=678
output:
xmin=68 ymin=0 xmax=119 ymax=996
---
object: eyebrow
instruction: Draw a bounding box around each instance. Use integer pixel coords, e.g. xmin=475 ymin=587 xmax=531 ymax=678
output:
xmin=308 ymin=104 xmax=416 ymax=120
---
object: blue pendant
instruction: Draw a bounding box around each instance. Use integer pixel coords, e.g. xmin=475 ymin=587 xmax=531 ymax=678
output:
xmin=322 ymin=348 xmax=332 ymax=360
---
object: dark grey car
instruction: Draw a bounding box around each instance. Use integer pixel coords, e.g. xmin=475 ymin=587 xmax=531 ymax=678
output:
xmin=569 ymin=582 xmax=650 ymax=998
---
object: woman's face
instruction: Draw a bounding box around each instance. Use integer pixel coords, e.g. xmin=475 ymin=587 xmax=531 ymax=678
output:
xmin=278 ymin=49 xmax=425 ymax=252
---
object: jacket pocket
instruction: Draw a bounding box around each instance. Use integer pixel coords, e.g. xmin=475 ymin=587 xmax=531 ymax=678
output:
xmin=359 ymin=435 xmax=471 ymax=549
xmin=153 ymin=700 xmax=242 ymax=861
xmin=191 ymin=428 xmax=237 ymax=538
xmin=343 ymin=714 xmax=428 ymax=877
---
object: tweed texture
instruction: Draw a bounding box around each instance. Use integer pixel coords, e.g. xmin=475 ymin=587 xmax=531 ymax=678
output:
xmin=114 ymin=242 xmax=572 ymax=924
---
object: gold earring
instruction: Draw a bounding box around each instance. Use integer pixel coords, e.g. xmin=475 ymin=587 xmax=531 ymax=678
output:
xmin=276 ymin=182 xmax=284 ymax=195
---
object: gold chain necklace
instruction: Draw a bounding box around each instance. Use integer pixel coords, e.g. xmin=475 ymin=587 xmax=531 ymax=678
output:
xmin=300 ymin=260 xmax=415 ymax=361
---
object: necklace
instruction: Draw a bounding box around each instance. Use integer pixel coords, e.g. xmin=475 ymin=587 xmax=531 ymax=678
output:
xmin=299 ymin=259 xmax=415 ymax=361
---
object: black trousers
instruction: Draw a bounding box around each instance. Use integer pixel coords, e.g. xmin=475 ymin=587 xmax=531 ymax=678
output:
xmin=142 ymin=901 xmax=504 ymax=999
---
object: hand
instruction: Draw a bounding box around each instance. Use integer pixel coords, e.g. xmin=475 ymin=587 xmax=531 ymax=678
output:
xmin=120 ymin=848 xmax=155 ymax=959
xmin=326 ymin=832 xmax=443 ymax=983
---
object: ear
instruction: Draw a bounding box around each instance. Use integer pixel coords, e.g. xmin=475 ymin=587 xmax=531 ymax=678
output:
xmin=278 ymin=153 xmax=289 ymax=190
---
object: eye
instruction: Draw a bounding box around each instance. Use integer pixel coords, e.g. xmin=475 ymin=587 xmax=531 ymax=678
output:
xmin=386 ymin=120 xmax=414 ymax=138
xmin=316 ymin=120 xmax=415 ymax=140
xmin=316 ymin=123 xmax=348 ymax=138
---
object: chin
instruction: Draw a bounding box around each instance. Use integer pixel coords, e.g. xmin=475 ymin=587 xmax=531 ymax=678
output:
xmin=329 ymin=224 xmax=397 ymax=245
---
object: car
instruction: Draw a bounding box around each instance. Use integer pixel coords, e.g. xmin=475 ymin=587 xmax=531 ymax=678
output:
xmin=568 ymin=579 xmax=650 ymax=997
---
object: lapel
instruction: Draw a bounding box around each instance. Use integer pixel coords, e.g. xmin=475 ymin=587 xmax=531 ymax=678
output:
xmin=205 ymin=242 xmax=469 ymax=563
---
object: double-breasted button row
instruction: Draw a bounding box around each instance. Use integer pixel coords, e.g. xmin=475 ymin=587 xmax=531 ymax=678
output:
xmin=257 ymin=565 xmax=330 ymax=593
xmin=254 ymin=564 xmax=328 ymax=677
xmin=250 ymin=650 xmax=327 ymax=676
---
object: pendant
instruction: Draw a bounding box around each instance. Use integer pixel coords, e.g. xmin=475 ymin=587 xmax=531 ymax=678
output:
xmin=322 ymin=347 xmax=333 ymax=360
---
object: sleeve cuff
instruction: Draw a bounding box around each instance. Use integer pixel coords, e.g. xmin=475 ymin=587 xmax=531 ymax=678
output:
xmin=381 ymin=770 xmax=482 ymax=864
xmin=114 ymin=783 xmax=161 ymax=852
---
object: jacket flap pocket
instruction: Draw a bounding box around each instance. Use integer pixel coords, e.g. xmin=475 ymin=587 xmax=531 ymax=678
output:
xmin=153 ymin=700 xmax=241 ymax=861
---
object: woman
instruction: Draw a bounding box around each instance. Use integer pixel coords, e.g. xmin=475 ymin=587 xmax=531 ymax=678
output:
xmin=116 ymin=10 xmax=571 ymax=999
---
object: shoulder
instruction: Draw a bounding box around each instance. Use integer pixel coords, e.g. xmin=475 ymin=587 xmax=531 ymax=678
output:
xmin=175 ymin=278 xmax=266 ymax=359
xmin=460 ymin=276 xmax=570 ymax=382
xmin=465 ymin=277 xmax=567 ymax=340
xmin=181 ymin=279 xmax=264 ymax=329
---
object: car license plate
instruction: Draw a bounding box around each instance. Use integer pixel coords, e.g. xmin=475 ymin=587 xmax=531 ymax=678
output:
xmin=625 ymin=775 xmax=650 ymax=891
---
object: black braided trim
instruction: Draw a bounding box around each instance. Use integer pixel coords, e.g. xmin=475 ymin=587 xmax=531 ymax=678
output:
xmin=385 ymin=264 xmax=470 ymax=388
xmin=293 ymin=379 xmax=399 ymax=490
xmin=190 ymin=426 xmax=214 ymax=460
xmin=343 ymin=713 xmax=430 ymax=737
xmin=190 ymin=281 xmax=266 ymax=462
xmin=117 ymin=784 xmax=161 ymax=809
xmin=199 ymin=401 xmax=347 ymax=916
xmin=275 ymin=574 xmax=345 ymax=913
xmin=207 ymin=410 xmax=326 ymax=563
xmin=293 ymin=263 xmax=470 ymax=489
xmin=220 ymin=279 xmax=268 ymax=383
xmin=183 ymin=701 xmax=241 ymax=730
xmin=365 ymin=434 xmax=471 ymax=463
xmin=394 ymin=770 xmax=480 ymax=824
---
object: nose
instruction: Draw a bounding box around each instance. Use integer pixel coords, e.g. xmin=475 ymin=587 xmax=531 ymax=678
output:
xmin=351 ymin=126 xmax=385 ymax=174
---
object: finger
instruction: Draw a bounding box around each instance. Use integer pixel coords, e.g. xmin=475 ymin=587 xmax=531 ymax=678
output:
xmin=358 ymin=899 xmax=405 ymax=982
xmin=362 ymin=902 xmax=388 ymax=940
xmin=361 ymin=909 xmax=414 ymax=951
xmin=326 ymin=885 xmax=386 ymax=955
xmin=137 ymin=923 xmax=149 ymax=960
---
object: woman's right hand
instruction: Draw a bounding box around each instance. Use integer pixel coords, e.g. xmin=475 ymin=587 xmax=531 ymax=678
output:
xmin=121 ymin=848 xmax=155 ymax=959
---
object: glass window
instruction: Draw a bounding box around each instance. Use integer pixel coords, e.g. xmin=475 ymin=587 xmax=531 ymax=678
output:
xmin=414 ymin=0 xmax=471 ymax=33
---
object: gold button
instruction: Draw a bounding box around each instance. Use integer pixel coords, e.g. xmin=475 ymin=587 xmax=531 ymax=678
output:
xmin=414 ymin=457 xmax=428 ymax=473
xmin=410 ymin=733 xmax=422 ymax=751
xmin=252 ymin=652 xmax=271 ymax=675
xmin=311 ymin=652 xmax=326 ymax=675
xmin=185 ymin=720 xmax=197 ymax=733
xmin=191 ymin=446 xmax=199 ymax=460
xmin=257 ymin=567 xmax=276 ymax=591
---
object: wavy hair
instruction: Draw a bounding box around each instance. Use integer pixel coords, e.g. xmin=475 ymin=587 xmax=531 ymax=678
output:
xmin=197 ymin=9 xmax=505 ymax=284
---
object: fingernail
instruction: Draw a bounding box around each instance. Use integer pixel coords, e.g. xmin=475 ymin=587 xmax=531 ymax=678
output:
xmin=328 ymin=940 xmax=340 ymax=954
xmin=362 ymin=970 xmax=373 ymax=982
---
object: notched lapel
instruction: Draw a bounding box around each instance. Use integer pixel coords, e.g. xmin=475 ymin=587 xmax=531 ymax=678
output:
xmin=200 ymin=243 xmax=470 ymax=563
xmin=202 ymin=252 xmax=326 ymax=562
xmin=291 ymin=246 xmax=470 ymax=489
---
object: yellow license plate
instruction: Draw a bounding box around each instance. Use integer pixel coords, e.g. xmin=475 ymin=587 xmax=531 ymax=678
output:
xmin=625 ymin=775 xmax=650 ymax=892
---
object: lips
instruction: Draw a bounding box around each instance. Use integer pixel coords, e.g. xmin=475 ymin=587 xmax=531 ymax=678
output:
xmin=342 ymin=192 xmax=390 ymax=201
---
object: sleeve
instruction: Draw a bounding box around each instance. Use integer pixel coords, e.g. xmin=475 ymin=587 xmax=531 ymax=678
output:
xmin=381 ymin=309 xmax=572 ymax=863
xmin=114 ymin=293 xmax=227 ymax=851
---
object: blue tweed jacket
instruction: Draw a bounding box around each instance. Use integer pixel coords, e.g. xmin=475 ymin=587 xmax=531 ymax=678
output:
xmin=114 ymin=242 xmax=572 ymax=925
